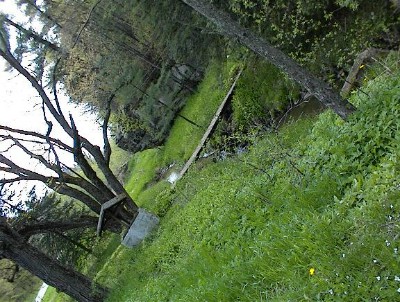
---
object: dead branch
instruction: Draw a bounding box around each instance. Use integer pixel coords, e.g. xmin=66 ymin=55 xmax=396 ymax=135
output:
xmin=0 ymin=125 xmax=72 ymax=152
xmin=341 ymin=48 xmax=390 ymax=98
xmin=71 ymin=0 xmax=103 ymax=49
xmin=102 ymin=94 xmax=113 ymax=166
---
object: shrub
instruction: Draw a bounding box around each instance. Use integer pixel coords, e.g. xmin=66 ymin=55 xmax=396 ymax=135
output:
xmin=232 ymin=58 xmax=300 ymax=129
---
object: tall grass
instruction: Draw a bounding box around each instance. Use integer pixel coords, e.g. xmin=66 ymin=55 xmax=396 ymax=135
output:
xmin=97 ymin=54 xmax=400 ymax=301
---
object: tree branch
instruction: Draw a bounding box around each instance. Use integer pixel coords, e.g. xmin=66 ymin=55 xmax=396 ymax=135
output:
xmin=71 ymin=0 xmax=103 ymax=49
xmin=0 ymin=125 xmax=72 ymax=152
xmin=102 ymin=94 xmax=113 ymax=166
xmin=17 ymin=216 xmax=98 ymax=238
xmin=2 ymin=15 xmax=61 ymax=52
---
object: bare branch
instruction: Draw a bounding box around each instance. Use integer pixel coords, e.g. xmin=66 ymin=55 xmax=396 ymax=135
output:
xmin=51 ymin=58 xmax=64 ymax=117
xmin=6 ymin=134 xmax=61 ymax=175
xmin=2 ymin=16 xmax=61 ymax=52
xmin=0 ymin=44 xmax=71 ymax=131
xmin=69 ymin=114 xmax=114 ymax=199
xmin=102 ymin=94 xmax=113 ymax=166
xmin=41 ymin=100 xmax=63 ymax=177
xmin=0 ymin=177 xmax=32 ymax=184
xmin=17 ymin=216 xmax=98 ymax=238
xmin=71 ymin=0 xmax=103 ymax=49
xmin=0 ymin=125 xmax=73 ymax=152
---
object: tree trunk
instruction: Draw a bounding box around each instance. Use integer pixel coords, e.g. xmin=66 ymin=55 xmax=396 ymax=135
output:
xmin=0 ymin=223 xmax=108 ymax=302
xmin=181 ymin=0 xmax=356 ymax=119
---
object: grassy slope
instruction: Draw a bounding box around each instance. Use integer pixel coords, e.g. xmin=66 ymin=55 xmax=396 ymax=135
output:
xmin=92 ymin=54 xmax=400 ymax=301
xmin=124 ymin=60 xmax=238 ymax=205
xmin=42 ymin=54 xmax=400 ymax=301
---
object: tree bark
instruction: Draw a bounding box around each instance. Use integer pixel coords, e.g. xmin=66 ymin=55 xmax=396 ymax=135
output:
xmin=181 ymin=0 xmax=356 ymax=119
xmin=17 ymin=216 xmax=99 ymax=238
xmin=0 ymin=221 xmax=108 ymax=302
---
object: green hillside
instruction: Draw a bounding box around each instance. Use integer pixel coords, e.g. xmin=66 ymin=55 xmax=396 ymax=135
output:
xmin=42 ymin=51 xmax=400 ymax=301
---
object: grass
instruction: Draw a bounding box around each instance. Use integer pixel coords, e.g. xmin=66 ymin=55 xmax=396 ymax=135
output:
xmin=92 ymin=53 xmax=400 ymax=301
xmin=45 ymin=53 xmax=400 ymax=301
xmin=122 ymin=59 xmax=241 ymax=203
xmin=124 ymin=148 xmax=163 ymax=200
xmin=41 ymin=287 xmax=74 ymax=302
xmin=161 ymin=60 xmax=233 ymax=165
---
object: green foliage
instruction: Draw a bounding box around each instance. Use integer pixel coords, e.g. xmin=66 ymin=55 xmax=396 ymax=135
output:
xmin=228 ymin=0 xmax=396 ymax=81
xmin=129 ymin=0 xmax=224 ymax=67
xmin=54 ymin=0 xmax=227 ymax=152
xmin=136 ymin=67 xmax=190 ymax=144
xmin=300 ymin=54 xmax=400 ymax=191
xmin=335 ymin=0 xmax=360 ymax=10
xmin=232 ymin=58 xmax=300 ymax=129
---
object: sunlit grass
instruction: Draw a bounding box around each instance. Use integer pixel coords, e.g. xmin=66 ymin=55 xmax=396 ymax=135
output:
xmin=98 ymin=55 xmax=400 ymax=301
xmin=41 ymin=286 xmax=74 ymax=302
xmin=123 ymin=59 xmax=240 ymax=198
xmin=162 ymin=60 xmax=237 ymax=165
xmin=124 ymin=148 xmax=162 ymax=201
xmin=45 ymin=53 xmax=400 ymax=301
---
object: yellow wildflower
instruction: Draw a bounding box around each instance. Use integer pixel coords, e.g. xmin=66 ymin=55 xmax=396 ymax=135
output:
xmin=309 ymin=267 xmax=316 ymax=276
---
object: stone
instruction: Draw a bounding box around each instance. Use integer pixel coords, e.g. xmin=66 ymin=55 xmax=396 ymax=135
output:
xmin=121 ymin=208 xmax=160 ymax=247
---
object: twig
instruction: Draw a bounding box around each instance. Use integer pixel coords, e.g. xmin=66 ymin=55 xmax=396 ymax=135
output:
xmin=71 ymin=0 xmax=103 ymax=49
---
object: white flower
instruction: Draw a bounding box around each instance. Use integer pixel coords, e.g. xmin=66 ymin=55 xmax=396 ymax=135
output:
xmin=395 ymin=276 xmax=400 ymax=282
xmin=376 ymin=276 xmax=381 ymax=281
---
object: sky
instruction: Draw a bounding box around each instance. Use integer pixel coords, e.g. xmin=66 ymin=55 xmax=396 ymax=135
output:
xmin=0 ymin=0 xmax=104 ymax=199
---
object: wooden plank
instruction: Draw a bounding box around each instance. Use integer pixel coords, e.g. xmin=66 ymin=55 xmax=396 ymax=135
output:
xmin=96 ymin=193 xmax=127 ymax=236
xmin=96 ymin=209 xmax=105 ymax=237
xmin=174 ymin=69 xmax=243 ymax=184
xmin=101 ymin=193 xmax=127 ymax=211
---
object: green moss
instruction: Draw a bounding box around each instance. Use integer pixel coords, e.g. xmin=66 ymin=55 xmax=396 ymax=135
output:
xmin=232 ymin=58 xmax=300 ymax=129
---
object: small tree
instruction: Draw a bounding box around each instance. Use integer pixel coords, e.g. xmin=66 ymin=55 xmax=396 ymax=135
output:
xmin=0 ymin=19 xmax=139 ymax=230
